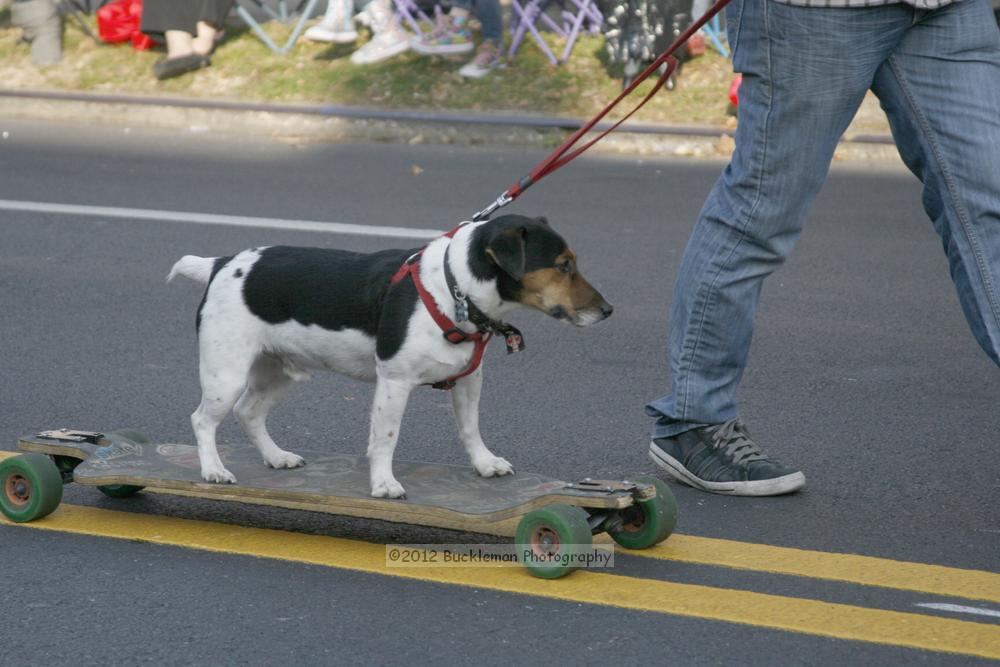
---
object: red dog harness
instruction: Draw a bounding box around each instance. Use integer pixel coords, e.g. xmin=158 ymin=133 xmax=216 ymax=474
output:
xmin=389 ymin=226 xmax=493 ymax=390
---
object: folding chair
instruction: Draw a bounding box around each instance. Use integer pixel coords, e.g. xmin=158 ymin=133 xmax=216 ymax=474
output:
xmin=700 ymin=13 xmax=727 ymax=56
xmin=507 ymin=0 xmax=602 ymax=66
xmin=61 ymin=0 xmax=112 ymax=43
xmin=392 ymin=0 xmax=440 ymax=37
xmin=234 ymin=0 xmax=322 ymax=54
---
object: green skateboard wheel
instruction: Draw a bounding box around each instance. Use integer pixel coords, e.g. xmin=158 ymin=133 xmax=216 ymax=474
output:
xmin=0 ymin=453 xmax=64 ymax=523
xmin=97 ymin=429 xmax=150 ymax=498
xmin=607 ymin=476 xmax=678 ymax=550
xmin=515 ymin=503 xmax=593 ymax=579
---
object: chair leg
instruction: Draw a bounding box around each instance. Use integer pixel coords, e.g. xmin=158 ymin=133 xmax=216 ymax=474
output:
xmin=559 ymin=1 xmax=590 ymax=62
xmin=519 ymin=0 xmax=560 ymax=65
xmin=703 ymin=16 xmax=729 ymax=57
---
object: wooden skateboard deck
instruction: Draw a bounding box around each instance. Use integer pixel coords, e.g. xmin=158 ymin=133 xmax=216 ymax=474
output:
xmin=18 ymin=430 xmax=641 ymax=536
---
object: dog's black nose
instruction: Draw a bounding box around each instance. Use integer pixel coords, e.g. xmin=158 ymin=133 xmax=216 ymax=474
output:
xmin=600 ymin=302 xmax=614 ymax=318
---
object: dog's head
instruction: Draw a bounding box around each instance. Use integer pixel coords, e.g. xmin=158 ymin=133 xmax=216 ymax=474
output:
xmin=471 ymin=215 xmax=613 ymax=326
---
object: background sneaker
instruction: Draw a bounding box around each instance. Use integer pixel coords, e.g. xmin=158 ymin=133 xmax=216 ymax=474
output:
xmin=305 ymin=22 xmax=359 ymax=43
xmin=649 ymin=418 xmax=805 ymax=496
xmin=355 ymin=5 xmax=375 ymax=28
xmin=458 ymin=40 xmax=502 ymax=78
xmin=350 ymin=29 xmax=410 ymax=64
xmin=411 ymin=17 xmax=473 ymax=54
xmin=304 ymin=0 xmax=358 ymax=43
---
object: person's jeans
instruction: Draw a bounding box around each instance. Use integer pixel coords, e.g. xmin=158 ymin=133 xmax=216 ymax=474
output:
xmin=647 ymin=0 xmax=1000 ymax=439
xmin=452 ymin=0 xmax=502 ymax=42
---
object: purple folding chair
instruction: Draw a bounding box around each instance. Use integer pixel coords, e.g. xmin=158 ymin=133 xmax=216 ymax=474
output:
xmin=392 ymin=0 xmax=441 ymax=37
xmin=508 ymin=0 xmax=603 ymax=65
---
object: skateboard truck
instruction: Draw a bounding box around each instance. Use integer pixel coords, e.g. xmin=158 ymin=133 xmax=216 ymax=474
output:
xmin=35 ymin=429 xmax=104 ymax=444
xmin=565 ymin=479 xmax=658 ymax=534
xmin=567 ymin=478 xmax=657 ymax=500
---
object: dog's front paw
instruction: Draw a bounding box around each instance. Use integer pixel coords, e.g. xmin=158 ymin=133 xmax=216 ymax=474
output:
xmin=474 ymin=455 xmax=515 ymax=478
xmin=201 ymin=466 xmax=237 ymax=484
xmin=371 ymin=476 xmax=406 ymax=499
xmin=264 ymin=449 xmax=306 ymax=470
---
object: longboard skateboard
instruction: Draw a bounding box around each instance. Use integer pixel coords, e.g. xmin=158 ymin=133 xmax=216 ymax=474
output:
xmin=2 ymin=428 xmax=679 ymax=578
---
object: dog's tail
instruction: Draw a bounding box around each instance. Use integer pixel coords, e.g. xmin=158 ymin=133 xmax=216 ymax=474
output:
xmin=167 ymin=255 xmax=216 ymax=285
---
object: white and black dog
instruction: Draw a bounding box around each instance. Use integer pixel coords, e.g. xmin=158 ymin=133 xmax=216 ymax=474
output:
xmin=168 ymin=214 xmax=612 ymax=498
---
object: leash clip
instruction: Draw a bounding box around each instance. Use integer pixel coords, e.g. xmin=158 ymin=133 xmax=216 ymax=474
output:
xmin=472 ymin=191 xmax=514 ymax=222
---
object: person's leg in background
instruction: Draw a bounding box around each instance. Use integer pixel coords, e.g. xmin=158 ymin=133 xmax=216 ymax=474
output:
xmin=412 ymin=0 xmax=503 ymax=76
xmin=871 ymin=0 xmax=1000 ymax=368
xmin=10 ymin=0 xmax=61 ymax=66
xmin=142 ymin=0 xmax=235 ymax=80
xmin=458 ymin=0 xmax=503 ymax=78
xmin=646 ymin=2 xmax=911 ymax=496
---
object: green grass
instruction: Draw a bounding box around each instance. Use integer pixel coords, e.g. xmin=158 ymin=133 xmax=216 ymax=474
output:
xmin=0 ymin=13 xmax=738 ymax=126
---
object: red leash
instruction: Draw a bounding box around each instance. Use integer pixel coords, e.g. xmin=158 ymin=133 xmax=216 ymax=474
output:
xmin=472 ymin=0 xmax=732 ymax=221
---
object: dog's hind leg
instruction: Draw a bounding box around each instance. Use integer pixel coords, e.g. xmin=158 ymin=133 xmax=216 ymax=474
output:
xmin=234 ymin=355 xmax=306 ymax=470
xmin=367 ymin=376 xmax=415 ymax=498
xmin=451 ymin=370 xmax=514 ymax=478
xmin=191 ymin=340 xmax=257 ymax=484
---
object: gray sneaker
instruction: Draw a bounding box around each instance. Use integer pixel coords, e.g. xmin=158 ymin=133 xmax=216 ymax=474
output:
xmin=458 ymin=40 xmax=503 ymax=78
xmin=649 ymin=418 xmax=805 ymax=496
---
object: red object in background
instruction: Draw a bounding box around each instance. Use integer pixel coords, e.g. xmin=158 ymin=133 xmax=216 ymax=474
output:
xmin=97 ymin=0 xmax=154 ymax=50
xmin=728 ymin=73 xmax=742 ymax=108
xmin=130 ymin=29 xmax=154 ymax=51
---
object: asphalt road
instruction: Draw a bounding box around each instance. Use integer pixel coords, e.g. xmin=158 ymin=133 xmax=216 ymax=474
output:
xmin=0 ymin=117 xmax=998 ymax=665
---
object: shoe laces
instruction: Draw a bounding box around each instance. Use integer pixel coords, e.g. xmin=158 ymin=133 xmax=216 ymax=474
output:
xmin=470 ymin=40 xmax=500 ymax=66
xmin=705 ymin=418 xmax=767 ymax=466
xmin=372 ymin=29 xmax=404 ymax=45
xmin=424 ymin=14 xmax=467 ymax=41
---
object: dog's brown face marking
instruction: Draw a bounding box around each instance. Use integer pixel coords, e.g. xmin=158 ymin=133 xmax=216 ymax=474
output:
xmin=477 ymin=215 xmax=613 ymax=326
xmin=518 ymin=249 xmax=610 ymax=326
xmin=483 ymin=220 xmax=612 ymax=326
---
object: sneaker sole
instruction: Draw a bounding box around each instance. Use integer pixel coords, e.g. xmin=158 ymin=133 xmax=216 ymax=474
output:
xmin=649 ymin=441 xmax=805 ymax=497
xmin=410 ymin=40 xmax=475 ymax=55
xmin=458 ymin=63 xmax=503 ymax=78
xmin=304 ymin=30 xmax=359 ymax=43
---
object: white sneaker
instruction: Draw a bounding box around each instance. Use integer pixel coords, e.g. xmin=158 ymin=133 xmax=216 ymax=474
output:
xmin=304 ymin=0 xmax=358 ymax=43
xmin=350 ymin=29 xmax=410 ymax=64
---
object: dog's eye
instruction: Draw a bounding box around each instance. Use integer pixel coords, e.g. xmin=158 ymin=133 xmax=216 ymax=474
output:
xmin=557 ymin=261 xmax=573 ymax=274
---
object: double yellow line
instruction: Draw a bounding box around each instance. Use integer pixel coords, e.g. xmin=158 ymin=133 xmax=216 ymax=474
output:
xmin=4 ymin=501 xmax=1000 ymax=659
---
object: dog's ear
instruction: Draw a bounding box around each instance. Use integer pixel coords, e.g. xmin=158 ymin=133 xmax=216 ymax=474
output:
xmin=485 ymin=226 xmax=527 ymax=280
xmin=536 ymin=216 xmax=549 ymax=226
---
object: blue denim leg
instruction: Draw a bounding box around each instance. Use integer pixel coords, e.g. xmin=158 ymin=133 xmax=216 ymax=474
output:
xmin=647 ymin=1 xmax=915 ymax=438
xmin=451 ymin=0 xmax=503 ymax=42
xmin=871 ymin=0 xmax=1000 ymax=366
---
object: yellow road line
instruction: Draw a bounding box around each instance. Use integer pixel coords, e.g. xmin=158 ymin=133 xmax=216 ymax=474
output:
xmin=3 ymin=449 xmax=999 ymax=604
xmin=3 ymin=504 xmax=1000 ymax=659
xmin=598 ymin=534 xmax=1000 ymax=605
